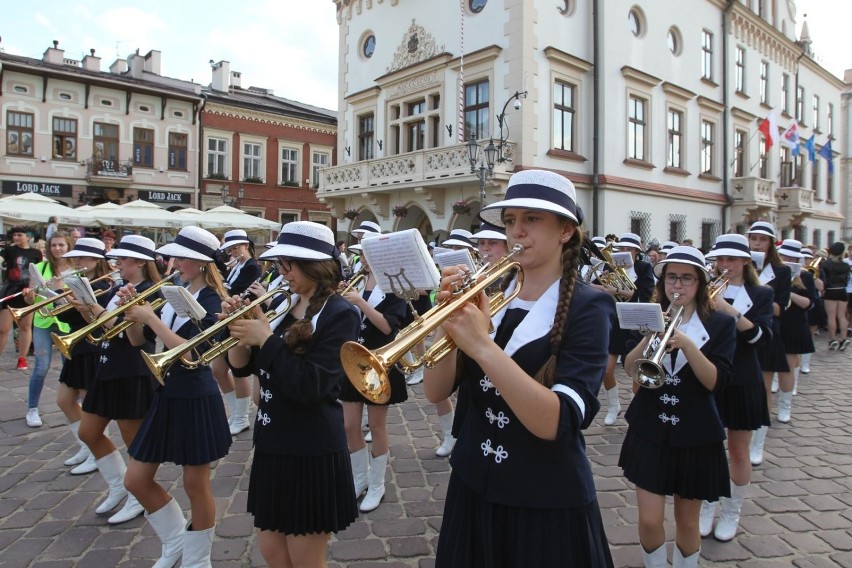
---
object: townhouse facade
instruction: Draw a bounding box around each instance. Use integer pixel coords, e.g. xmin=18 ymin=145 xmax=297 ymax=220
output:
xmin=319 ymin=0 xmax=846 ymax=250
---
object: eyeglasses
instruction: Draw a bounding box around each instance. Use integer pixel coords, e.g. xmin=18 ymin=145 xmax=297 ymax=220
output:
xmin=664 ymin=273 xmax=698 ymax=286
xmin=276 ymin=259 xmax=293 ymax=272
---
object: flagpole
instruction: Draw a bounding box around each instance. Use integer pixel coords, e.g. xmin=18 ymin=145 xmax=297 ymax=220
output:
xmin=730 ymin=128 xmax=762 ymax=168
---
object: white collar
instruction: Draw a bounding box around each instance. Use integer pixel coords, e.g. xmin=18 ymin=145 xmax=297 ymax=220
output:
xmin=759 ymin=264 xmax=775 ymax=284
xmin=730 ymin=284 xmax=753 ymax=315
xmin=490 ymin=277 xmax=560 ymax=358
xmin=663 ymin=312 xmax=709 ymax=376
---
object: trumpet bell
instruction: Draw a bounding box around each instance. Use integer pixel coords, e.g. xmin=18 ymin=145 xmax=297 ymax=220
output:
xmin=340 ymin=342 xmax=392 ymax=404
xmin=630 ymin=359 xmax=666 ymax=389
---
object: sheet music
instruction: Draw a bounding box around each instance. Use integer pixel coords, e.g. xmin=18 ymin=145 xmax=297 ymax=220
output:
xmin=616 ymin=302 xmax=666 ymax=333
xmin=361 ymin=229 xmax=441 ymax=294
xmin=28 ymin=263 xmax=48 ymax=291
xmin=432 ymin=246 xmax=451 ymax=258
xmin=63 ymin=276 xmax=98 ymax=306
xmin=610 ymin=251 xmax=634 ymax=269
xmin=434 ymin=249 xmax=476 ymax=272
xmin=161 ymin=286 xmax=207 ymax=320
xmin=786 ymin=261 xmax=802 ymax=279
xmin=751 ymin=251 xmax=765 ymax=271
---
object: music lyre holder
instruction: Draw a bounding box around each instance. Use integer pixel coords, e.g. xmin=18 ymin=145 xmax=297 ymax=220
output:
xmin=384 ymin=268 xmax=423 ymax=323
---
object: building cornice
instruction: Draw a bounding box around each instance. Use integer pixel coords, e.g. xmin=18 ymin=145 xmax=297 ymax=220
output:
xmin=731 ymin=106 xmax=758 ymax=122
xmin=621 ymin=66 xmax=662 ymax=89
xmin=697 ymin=95 xmax=725 ymax=113
xmin=204 ymin=103 xmax=336 ymax=135
xmin=661 ymin=81 xmax=697 ymax=102
xmin=543 ymin=47 xmax=593 ymax=74
xmin=447 ymin=45 xmax=502 ymax=72
xmin=346 ymin=86 xmax=382 ymax=104
xmin=729 ymin=3 xmax=799 ymax=73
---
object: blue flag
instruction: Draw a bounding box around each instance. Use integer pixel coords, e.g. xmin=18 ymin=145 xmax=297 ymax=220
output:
xmin=818 ymin=140 xmax=833 ymax=175
xmin=804 ymin=135 xmax=816 ymax=162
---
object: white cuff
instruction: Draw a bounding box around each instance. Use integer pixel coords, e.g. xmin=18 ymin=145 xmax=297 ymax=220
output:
xmin=747 ymin=327 xmax=763 ymax=344
xmin=551 ymin=384 xmax=585 ymax=420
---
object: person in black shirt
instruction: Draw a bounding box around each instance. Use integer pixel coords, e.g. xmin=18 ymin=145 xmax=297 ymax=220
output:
xmin=821 ymin=241 xmax=850 ymax=350
xmin=225 ymin=221 xmax=359 ymax=567
xmin=0 ymin=226 xmax=43 ymax=370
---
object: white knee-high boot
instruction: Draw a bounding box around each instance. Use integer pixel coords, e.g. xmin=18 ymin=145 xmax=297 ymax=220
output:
xmin=64 ymin=420 xmax=91 ymax=466
xmin=771 ymin=372 xmax=779 ymax=393
xmin=749 ymin=425 xmax=768 ymax=465
xmin=359 ymin=452 xmax=388 ymax=512
xmin=229 ymin=396 xmax=251 ymax=435
xmin=604 ymin=386 xmax=620 ymax=426
xmin=350 ymin=446 xmax=369 ymax=498
xmin=146 ymin=498 xmax=186 ymax=568
xmin=673 ymin=546 xmax=700 ymax=567
xmin=222 ymin=390 xmax=236 ymax=427
xmin=94 ymin=450 xmax=128 ymax=514
xmin=800 ymin=352 xmax=811 ymax=374
xmin=792 ymin=366 xmax=800 ymax=395
xmin=714 ymin=482 xmax=748 ymax=542
xmin=182 ymin=526 xmax=215 ymax=568
xmin=108 ymin=493 xmax=145 ymax=525
xmin=777 ymin=391 xmax=793 ymax=423
xmin=435 ymin=412 xmax=456 ymax=457
xmin=641 ymin=543 xmax=667 ymax=568
xmin=699 ymin=500 xmax=717 ymax=537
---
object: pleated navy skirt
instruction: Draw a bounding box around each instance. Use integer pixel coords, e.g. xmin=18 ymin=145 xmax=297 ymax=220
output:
xmin=339 ymin=366 xmax=408 ymax=405
xmin=247 ymin=449 xmax=358 ymax=535
xmin=715 ymin=382 xmax=770 ymax=431
xmin=58 ymin=353 xmax=92 ymax=390
xmin=619 ymin=428 xmax=730 ymax=502
xmin=82 ymin=375 xmax=156 ymax=420
xmin=780 ymin=317 xmax=815 ymax=355
xmin=129 ymin=392 xmax=231 ymax=466
xmin=436 ymin=472 xmax=614 ymax=568
xmin=759 ymin=319 xmax=790 ymax=372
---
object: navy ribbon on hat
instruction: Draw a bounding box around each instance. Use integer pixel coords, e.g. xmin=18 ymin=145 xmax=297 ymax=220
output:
xmin=447 ymin=233 xmax=475 ymax=247
xmin=618 ymin=235 xmax=641 ymax=247
xmin=748 ymin=222 xmax=775 ymax=237
xmin=71 ymin=244 xmax=105 ymax=256
xmin=174 ymin=234 xmax=217 ymax=259
xmin=664 ymin=251 xmax=705 ymax=266
xmin=712 ymin=239 xmax=750 ymax=255
xmin=223 ymin=234 xmax=249 ymax=244
xmin=276 ymin=232 xmax=336 ymax=256
xmin=356 ymin=224 xmax=379 ymax=233
xmin=503 ymin=183 xmax=579 ymax=220
xmin=114 ymin=241 xmax=155 ymax=258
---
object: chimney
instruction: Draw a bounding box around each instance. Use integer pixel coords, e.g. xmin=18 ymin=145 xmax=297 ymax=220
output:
xmin=845 ymin=68 xmax=852 ymax=85
xmin=43 ymin=40 xmax=64 ymax=64
xmin=109 ymin=57 xmax=128 ymax=74
xmin=211 ymin=60 xmax=230 ymax=92
xmin=143 ymin=49 xmax=161 ymax=75
xmin=127 ymin=49 xmax=144 ymax=79
xmin=82 ymin=48 xmax=101 ymax=72
xmin=230 ymin=70 xmax=242 ymax=89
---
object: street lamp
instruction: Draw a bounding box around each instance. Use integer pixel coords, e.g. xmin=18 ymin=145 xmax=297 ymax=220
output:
xmin=494 ymin=90 xmax=527 ymax=164
xmin=467 ymin=135 xmax=498 ymax=205
xmin=222 ymin=184 xmax=245 ymax=207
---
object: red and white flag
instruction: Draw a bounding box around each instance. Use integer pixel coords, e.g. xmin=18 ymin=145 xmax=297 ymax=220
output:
xmin=781 ymin=121 xmax=800 ymax=154
xmin=758 ymin=111 xmax=778 ymax=151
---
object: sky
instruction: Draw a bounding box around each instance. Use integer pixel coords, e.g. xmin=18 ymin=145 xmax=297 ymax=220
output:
xmin=0 ymin=0 xmax=849 ymax=113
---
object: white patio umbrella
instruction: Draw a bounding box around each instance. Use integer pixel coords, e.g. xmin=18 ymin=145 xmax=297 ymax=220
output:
xmin=91 ymin=199 xmax=188 ymax=230
xmin=197 ymin=205 xmax=280 ymax=232
xmin=0 ymin=193 xmax=93 ymax=226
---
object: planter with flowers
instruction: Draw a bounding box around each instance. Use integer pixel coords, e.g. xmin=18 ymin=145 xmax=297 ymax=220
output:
xmin=392 ymin=204 xmax=408 ymax=218
xmin=344 ymin=209 xmax=359 ymax=220
xmin=452 ymin=200 xmax=471 ymax=216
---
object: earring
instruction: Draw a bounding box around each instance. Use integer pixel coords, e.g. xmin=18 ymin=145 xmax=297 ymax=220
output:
xmin=201 ymin=265 xmax=206 ymax=272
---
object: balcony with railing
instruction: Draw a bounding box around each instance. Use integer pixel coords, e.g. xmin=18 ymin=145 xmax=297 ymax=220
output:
xmin=730 ymin=176 xmax=776 ymax=221
xmin=85 ymin=158 xmax=134 ymax=186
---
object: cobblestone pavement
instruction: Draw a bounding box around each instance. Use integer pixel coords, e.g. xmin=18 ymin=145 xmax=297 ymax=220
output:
xmin=1 ymin=333 xmax=851 ymax=567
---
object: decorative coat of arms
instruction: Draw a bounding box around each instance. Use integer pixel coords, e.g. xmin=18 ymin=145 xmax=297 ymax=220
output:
xmin=387 ymin=19 xmax=445 ymax=73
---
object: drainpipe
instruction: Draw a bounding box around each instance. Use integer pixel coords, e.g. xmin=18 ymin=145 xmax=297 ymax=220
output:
xmin=196 ymin=97 xmax=206 ymax=211
xmin=591 ymin=0 xmax=600 ymax=235
xmin=721 ymin=0 xmax=736 ymax=232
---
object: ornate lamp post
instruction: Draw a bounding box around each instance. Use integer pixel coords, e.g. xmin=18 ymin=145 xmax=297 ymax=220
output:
xmin=222 ymin=184 xmax=245 ymax=207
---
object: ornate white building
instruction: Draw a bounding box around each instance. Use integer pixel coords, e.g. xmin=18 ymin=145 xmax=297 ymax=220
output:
xmin=319 ymin=0 xmax=845 ymax=250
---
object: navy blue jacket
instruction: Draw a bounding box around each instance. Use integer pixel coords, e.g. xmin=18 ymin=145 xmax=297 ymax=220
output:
xmin=95 ymin=280 xmax=158 ymax=382
xmin=724 ymin=284 xmax=773 ymax=387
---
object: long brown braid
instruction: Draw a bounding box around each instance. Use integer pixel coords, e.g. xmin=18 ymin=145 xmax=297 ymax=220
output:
xmin=284 ymin=259 xmax=340 ymax=353
xmin=533 ymin=226 xmax=582 ymax=388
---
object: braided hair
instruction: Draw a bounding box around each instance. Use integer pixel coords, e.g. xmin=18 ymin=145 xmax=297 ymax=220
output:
xmin=283 ymin=259 xmax=340 ymax=353
xmin=533 ymin=225 xmax=583 ymax=388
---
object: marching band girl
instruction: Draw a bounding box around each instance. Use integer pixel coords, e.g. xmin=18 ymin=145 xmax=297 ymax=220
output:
xmin=699 ymin=234 xmax=773 ymax=542
xmin=225 ymin=221 xmax=359 ymax=567
xmin=776 ymin=239 xmax=817 ymax=421
xmin=75 ymin=235 xmax=160 ymax=524
xmin=425 ymin=170 xmax=615 ymax=567
xmin=124 ymin=226 xmax=232 ymax=568
xmin=598 ymin=232 xmax=655 ymax=426
xmin=215 ymin=229 xmax=261 ymax=436
xmin=745 ymin=222 xmax=791 ymax=465
xmin=55 ymin=238 xmax=113 ymax=475
xmin=621 ymin=246 xmax=735 ymax=567
xmin=340 ymin=242 xmax=410 ymax=513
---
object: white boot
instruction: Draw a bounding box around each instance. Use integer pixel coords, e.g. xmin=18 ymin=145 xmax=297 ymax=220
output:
xmin=749 ymin=425 xmax=768 ymax=465
xmin=350 ymin=447 xmax=370 ymax=498
xmin=64 ymin=421 xmax=91 ymax=467
xmin=435 ymin=412 xmax=456 ymax=458
xmin=699 ymin=500 xmax=716 ymax=537
xmin=182 ymin=526 xmax=215 ymax=568
xmin=714 ymin=482 xmax=748 ymax=542
xmin=222 ymin=390 xmax=236 ymax=428
xmin=800 ymin=352 xmax=811 ymax=374
xmin=108 ymin=493 xmax=145 ymax=525
xmin=94 ymin=450 xmax=128 ymax=514
xmin=359 ymin=452 xmax=388 ymax=512
xmin=673 ymin=546 xmax=700 ymax=568
xmin=70 ymin=451 xmax=98 ymax=475
xmin=229 ymin=397 xmax=251 ymax=435
xmin=777 ymin=391 xmax=793 ymax=423
xmin=792 ymin=367 xmax=799 ymax=395
xmin=604 ymin=386 xmax=621 ymax=426
xmin=641 ymin=543 xmax=667 ymax=568
xmin=146 ymin=498 xmax=186 ymax=568
xmin=770 ymin=373 xmax=779 ymax=393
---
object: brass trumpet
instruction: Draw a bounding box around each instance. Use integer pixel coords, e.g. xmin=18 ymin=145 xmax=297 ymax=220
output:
xmin=7 ymin=269 xmax=115 ymax=322
xmin=51 ymin=273 xmax=180 ymax=359
xmin=630 ymin=293 xmax=684 ymax=389
xmin=708 ymin=269 xmax=730 ymax=300
xmin=340 ymin=269 xmax=367 ymax=296
xmin=340 ymin=244 xmax=524 ymax=404
xmin=142 ymin=285 xmax=292 ymax=384
xmin=599 ymin=244 xmax=637 ymax=300
xmin=804 ymin=256 xmax=822 ymax=277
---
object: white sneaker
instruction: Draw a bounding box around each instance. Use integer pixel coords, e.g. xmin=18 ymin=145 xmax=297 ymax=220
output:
xmin=406 ymin=368 xmax=424 ymax=385
xmin=26 ymin=408 xmax=42 ymax=427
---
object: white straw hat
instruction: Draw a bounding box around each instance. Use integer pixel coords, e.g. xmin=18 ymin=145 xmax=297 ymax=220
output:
xmin=654 ymin=246 xmax=711 ymax=281
xmin=479 ymin=170 xmax=580 ymax=227
xmin=63 ymin=238 xmax=106 ymax=259
xmin=261 ymin=221 xmax=336 ymax=261
xmin=442 ymin=229 xmax=476 ymax=249
xmin=219 ymin=229 xmax=251 ymax=250
xmin=747 ymin=221 xmax=776 ymax=239
xmin=156 ymin=226 xmax=219 ymax=262
xmin=615 ymin=232 xmax=642 ymax=250
xmin=778 ymin=239 xmax=804 ymax=259
xmin=106 ymin=235 xmax=156 ymax=261
xmin=705 ymin=234 xmax=752 ymax=259
xmin=471 ymin=222 xmax=507 ymax=241
xmin=351 ymin=220 xmax=381 ymax=238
